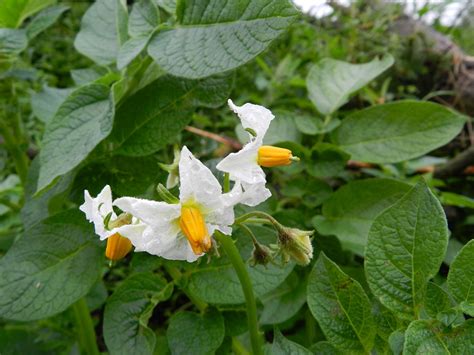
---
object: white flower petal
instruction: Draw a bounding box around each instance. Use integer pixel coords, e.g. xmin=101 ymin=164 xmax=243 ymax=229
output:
xmin=221 ymin=181 xmax=243 ymax=208
xmin=113 ymin=197 xmax=181 ymax=229
xmin=105 ymin=224 xmax=148 ymax=248
xmin=216 ymin=139 xmax=265 ymax=184
xmin=206 ymin=203 xmax=234 ymax=233
xmin=238 ymin=181 xmax=272 ymax=207
xmin=79 ymin=185 xmax=115 ymax=239
xmin=142 ymin=227 xmax=200 ymax=262
xmin=166 ymin=171 xmax=179 ymax=189
xmin=179 ymin=146 xmax=223 ymax=212
xmin=228 ymin=99 xmax=274 ymax=140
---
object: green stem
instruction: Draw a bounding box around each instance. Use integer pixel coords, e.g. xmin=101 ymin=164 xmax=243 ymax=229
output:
xmin=238 ymin=218 xmax=274 ymax=226
xmin=305 ymin=307 xmax=317 ymax=346
xmin=234 ymin=211 xmax=281 ymax=231
xmin=223 ymin=173 xmax=230 ymax=193
xmin=317 ymin=114 xmax=332 ymax=144
xmin=232 ymin=337 xmax=251 ymax=355
xmin=165 ymin=265 xmax=208 ymax=312
xmin=71 ymin=298 xmax=99 ymax=355
xmin=215 ymin=231 xmax=263 ymax=355
xmin=0 ymin=123 xmax=29 ymax=187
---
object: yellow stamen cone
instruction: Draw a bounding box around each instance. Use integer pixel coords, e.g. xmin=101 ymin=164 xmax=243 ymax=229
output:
xmin=105 ymin=233 xmax=133 ymax=261
xmin=179 ymin=206 xmax=211 ymax=255
xmin=258 ymin=146 xmax=296 ymax=167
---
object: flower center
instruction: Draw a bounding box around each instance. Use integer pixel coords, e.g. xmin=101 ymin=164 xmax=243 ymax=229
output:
xmin=105 ymin=233 xmax=133 ymax=261
xmin=257 ymin=145 xmax=294 ymax=167
xmin=179 ymin=206 xmax=211 ymax=255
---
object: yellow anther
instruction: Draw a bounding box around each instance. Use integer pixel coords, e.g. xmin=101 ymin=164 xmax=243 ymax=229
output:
xmin=105 ymin=233 xmax=133 ymax=261
xmin=179 ymin=206 xmax=211 ymax=255
xmin=258 ymin=145 xmax=296 ymax=167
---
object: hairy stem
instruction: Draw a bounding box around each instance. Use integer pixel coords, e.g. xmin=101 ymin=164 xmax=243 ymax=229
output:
xmin=234 ymin=211 xmax=281 ymax=231
xmin=71 ymin=298 xmax=99 ymax=355
xmin=215 ymin=231 xmax=263 ymax=355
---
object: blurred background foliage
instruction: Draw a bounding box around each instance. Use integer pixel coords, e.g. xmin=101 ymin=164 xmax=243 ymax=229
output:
xmin=1 ymin=0 xmax=474 ymax=353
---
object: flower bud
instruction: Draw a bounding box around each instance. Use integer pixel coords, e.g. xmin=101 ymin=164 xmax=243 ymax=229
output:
xmin=105 ymin=233 xmax=133 ymax=261
xmin=250 ymin=242 xmax=273 ymax=267
xmin=105 ymin=213 xmax=134 ymax=262
xmin=257 ymin=145 xmax=299 ymax=167
xmin=277 ymin=227 xmax=314 ymax=266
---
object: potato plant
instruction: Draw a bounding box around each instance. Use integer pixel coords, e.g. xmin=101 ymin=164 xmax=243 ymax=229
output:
xmin=0 ymin=1 xmax=473 ymax=354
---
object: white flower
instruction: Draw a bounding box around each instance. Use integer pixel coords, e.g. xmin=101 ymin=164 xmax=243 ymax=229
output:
xmin=216 ymin=99 xmax=297 ymax=206
xmin=79 ymin=185 xmax=148 ymax=260
xmin=114 ymin=146 xmax=237 ymax=262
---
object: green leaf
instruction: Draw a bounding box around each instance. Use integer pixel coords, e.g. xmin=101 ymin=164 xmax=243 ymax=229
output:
xmin=365 ymin=181 xmax=449 ymax=320
xmin=167 ymin=310 xmax=225 ymax=355
xmin=424 ymin=282 xmax=452 ymax=319
xmin=37 ymin=84 xmax=114 ymax=193
xmin=128 ymin=0 xmax=159 ymax=37
xmin=309 ymin=341 xmax=343 ymax=354
xmin=333 ymin=101 xmax=467 ymax=164
xmin=294 ymin=115 xmax=341 ymax=135
xmin=306 ymin=143 xmax=350 ymax=178
xmin=0 ymin=0 xmax=55 ymax=28
xmin=312 ymin=178 xmax=411 ymax=255
xmin=236 ymin=110 xmax=301 ymax=145
xmin=156 ymin=0 xmax=176 ymax=14
xmin=269 ymin=329 xmax=312 ymax=355
xmin=74 ymin=0 xmax=128 ymax=65
xmin=103 ymin=272 xmax=173 ymax=355
xmin=404 ymin=319 xmax=474 ymax=354
xmin=281 ymin=177 xmax=332 ymax=208
xmin=21 ymin=157 xmax=75 ymax=229
xmin=460 ymin=302 xmax=474 ymax=317
xmin=30 ymin=85 xmax=74 ymax=123
xmin=447 ymin=240 xmax=474 ymax=309
xmin=188 ymin=226 xmax=294 ymax=304
xmin=117 ymin=35 xmax=151 ymax=70
xmin=388 ymin=329 xmax=405 ymax=355
xmin=306 ymin=55 xmax=394 ymax=115
xmin=0 ymin=328 xmax=54 ymax=354
xmin=0 ymin=29 xmax=27 ymax=56
xmin=374 ymin=304 xmax=398 ymax=342
xmin=223 ymin=311 xmax=247 ymax=336
xmin=440 ymin=192 xmax=474 ymax=209
xmin=436 ymin=308 xmax=465 ymax=327
xmin=259 ymin=272 xmax=306 ymax=325
xmin=71 ymin=67 xmax=109 ymax=86
xmin=74 ymin=155 xmax=162 ymax=197
xmin=445 ymin=238 xmax=464 ymax=266
xmin=0 ymin=217 xmax=101 ymax=321
xmin=110 ymin=74 xmax=231 ymax=156
xmin=86 ymin=279 xmax=108 ymax=311
xmin=307 ymin=253 xmax=375 ymax=353
xmin=148 ymin=0 xmax=298 ymax=79
xmin=264 ymin=111 xmax=301 ymax=144
xmin=25 ymin=5 xmax=69 ymax=40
